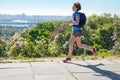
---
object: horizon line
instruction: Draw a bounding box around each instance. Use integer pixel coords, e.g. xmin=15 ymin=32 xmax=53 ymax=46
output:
xmin=0 ymin=13 xmax=120 ymax=17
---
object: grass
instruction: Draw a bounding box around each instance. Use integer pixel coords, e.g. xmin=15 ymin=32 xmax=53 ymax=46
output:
xmin=0 ymin=52 xmax=120 ymax=63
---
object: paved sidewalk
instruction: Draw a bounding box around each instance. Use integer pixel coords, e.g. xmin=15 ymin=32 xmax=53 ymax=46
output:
xmin=0 ymin=59 xmax=120 ymax=80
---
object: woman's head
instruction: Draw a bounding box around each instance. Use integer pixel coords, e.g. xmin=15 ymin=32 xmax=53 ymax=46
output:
xmin=72 ymin=2 xmax=81 ymax=12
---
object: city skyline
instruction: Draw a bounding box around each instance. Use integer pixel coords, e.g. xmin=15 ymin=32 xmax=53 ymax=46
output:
xmin=0 ymin=0 xmax=120 ymax=16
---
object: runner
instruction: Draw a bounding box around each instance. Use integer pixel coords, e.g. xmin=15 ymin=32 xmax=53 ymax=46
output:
xmin=63 ymin=2 xmax=97 ymax=63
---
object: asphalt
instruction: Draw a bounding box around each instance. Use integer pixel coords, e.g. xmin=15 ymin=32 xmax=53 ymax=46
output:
xmin=0 ymin=59 xmax=120 ymax=80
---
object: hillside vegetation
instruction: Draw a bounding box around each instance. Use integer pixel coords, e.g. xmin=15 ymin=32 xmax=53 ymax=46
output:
xmin=0 ymin=13 xmax=120 ymax=58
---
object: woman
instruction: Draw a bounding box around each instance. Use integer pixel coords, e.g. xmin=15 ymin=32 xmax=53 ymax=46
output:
xmin=63 ymin=2 xmax=97 ymax=63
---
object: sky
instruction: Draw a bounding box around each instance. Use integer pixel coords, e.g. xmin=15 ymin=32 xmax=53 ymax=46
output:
xmin=0 ymin=0 xmax=120 ymax=16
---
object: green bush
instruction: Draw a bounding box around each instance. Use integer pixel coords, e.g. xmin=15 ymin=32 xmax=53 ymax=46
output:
xmin=2 ymin=14 xmax=120 ymax=58
xmin=0 ymin=38 xmax=6 ymax=57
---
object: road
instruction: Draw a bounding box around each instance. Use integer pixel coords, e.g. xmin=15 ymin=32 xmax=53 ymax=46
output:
xmin=0 ymin=59 xmax=120 ymax=80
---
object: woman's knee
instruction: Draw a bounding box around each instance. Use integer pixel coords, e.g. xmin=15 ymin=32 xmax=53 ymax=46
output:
xmin=69 ymin=39 xmax=75 ymax=45
xmin=77 ymin=44 xmax=82 ymax=48
xmin=69 ymin=42 xmax=74 ymax=47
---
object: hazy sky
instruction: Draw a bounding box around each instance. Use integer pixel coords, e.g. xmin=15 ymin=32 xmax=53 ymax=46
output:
xmin=0 ymin=0 xmax=120 ymax=16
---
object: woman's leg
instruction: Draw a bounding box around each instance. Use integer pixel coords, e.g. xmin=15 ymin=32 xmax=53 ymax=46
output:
xmin=63 ymin=35 xmax=76 ymax=62
xmin=67 ymin=35 xmax=76 ymax=58
xmin=75 ymin=37 xmax=93 ymax=52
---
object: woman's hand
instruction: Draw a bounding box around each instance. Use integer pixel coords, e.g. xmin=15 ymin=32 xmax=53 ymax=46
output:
xmin=67 ymin=21 xmax=73 ymax=26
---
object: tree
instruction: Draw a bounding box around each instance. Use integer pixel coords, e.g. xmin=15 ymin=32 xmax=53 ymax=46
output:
xmin=0 ymin=37 xmax=6 ymax=57
xmin=111 ymin=17 xmax=120 ymax=54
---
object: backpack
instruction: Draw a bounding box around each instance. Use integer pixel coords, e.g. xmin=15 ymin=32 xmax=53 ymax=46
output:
xmin=74 ymin=12 xmax=86 ymax=28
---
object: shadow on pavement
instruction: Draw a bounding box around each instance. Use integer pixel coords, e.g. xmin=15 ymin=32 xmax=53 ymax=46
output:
xmin=67 ymin=62 xmax=120 ymax=80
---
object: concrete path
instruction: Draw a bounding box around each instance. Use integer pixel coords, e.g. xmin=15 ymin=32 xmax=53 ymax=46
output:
xmin=0 ymin=59 xmax=120 ymax=80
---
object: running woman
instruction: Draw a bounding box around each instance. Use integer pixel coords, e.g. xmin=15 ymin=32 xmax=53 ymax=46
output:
xmin=63 ymin=2 xmax=97 ymax=63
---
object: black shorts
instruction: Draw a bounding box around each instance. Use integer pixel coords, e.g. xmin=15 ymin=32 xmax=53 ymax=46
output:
xmin=72 ymin=30 xmax=82 ymax=37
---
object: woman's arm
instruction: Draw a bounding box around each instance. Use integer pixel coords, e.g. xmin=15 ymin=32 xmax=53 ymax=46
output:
xmin=68 ymin=16 xmax=79 ymax=25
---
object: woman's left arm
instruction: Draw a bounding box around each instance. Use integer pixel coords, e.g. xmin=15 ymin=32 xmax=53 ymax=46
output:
xmin=70 ymin=16 xmax=79 ymax=25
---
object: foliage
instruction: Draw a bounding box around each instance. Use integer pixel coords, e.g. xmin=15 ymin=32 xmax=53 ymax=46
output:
xmin=0 ymin=37 xmax=6 ymax=57
xmin=111 ymin=18 xmax=120 ymax=54
xmin=1 ymin=13 xmax=120 ymax=58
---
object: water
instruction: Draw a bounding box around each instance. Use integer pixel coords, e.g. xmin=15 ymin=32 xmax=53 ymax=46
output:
xmin=0 ymin=20 xmax=37 ymax=39
xmin=0 ymin=20 xmax=37 ymax=27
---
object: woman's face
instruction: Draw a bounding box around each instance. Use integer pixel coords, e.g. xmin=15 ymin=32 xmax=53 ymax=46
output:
xmin=72 ymin=5 xmax=77 ymax=12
